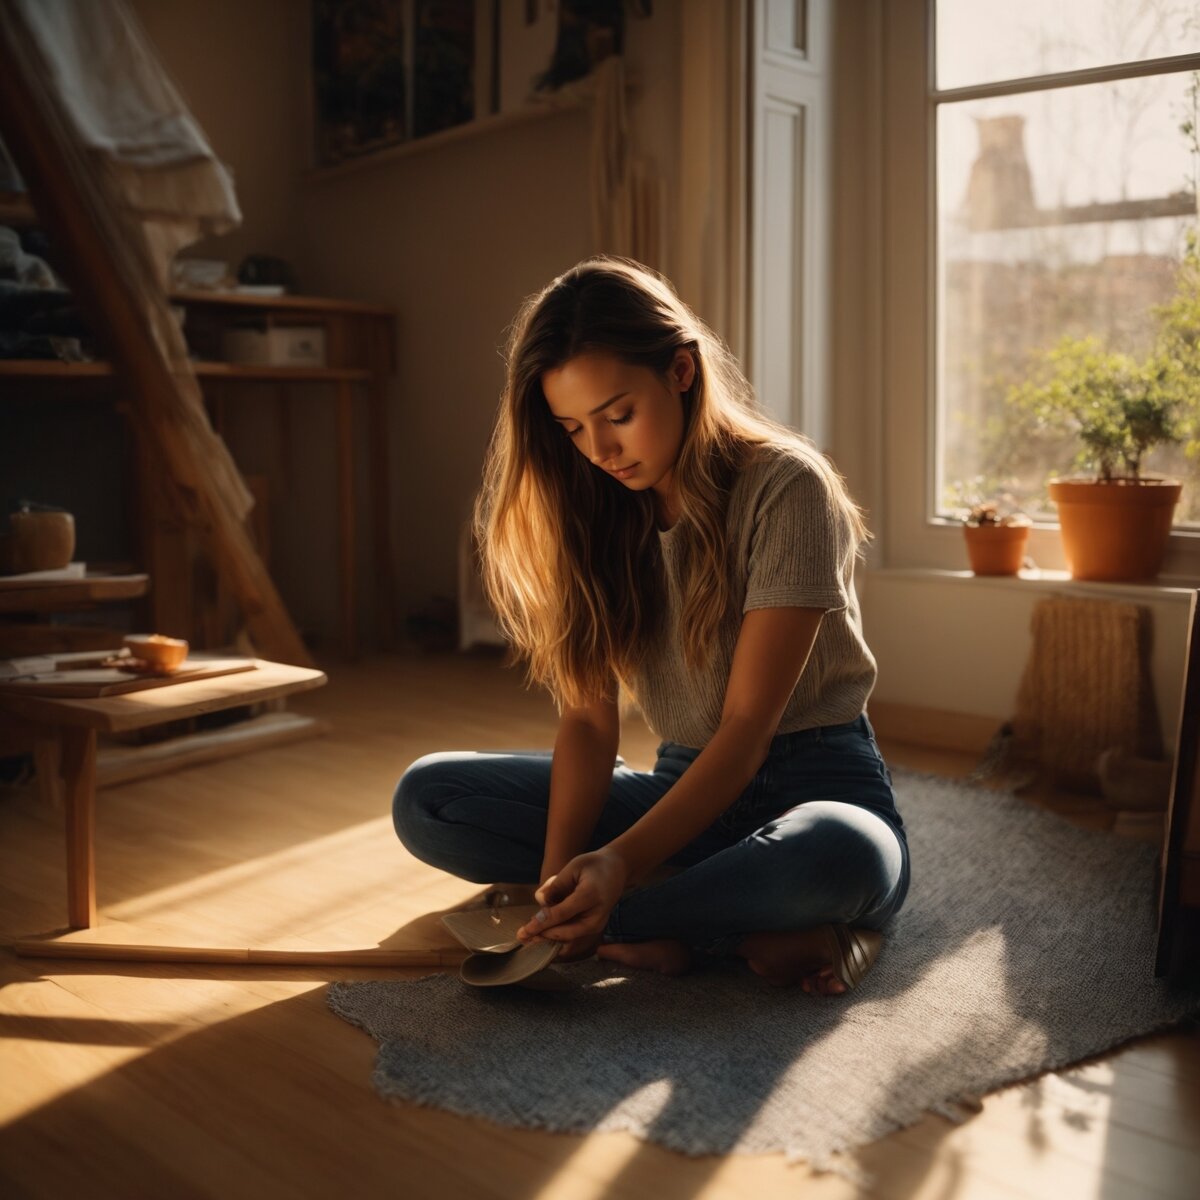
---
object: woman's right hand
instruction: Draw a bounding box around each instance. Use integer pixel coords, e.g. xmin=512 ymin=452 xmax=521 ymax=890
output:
xmin=522 ymin=849 xmax=628 ymax=954
xmin=536 ymin=865 xmax=604 ymax=961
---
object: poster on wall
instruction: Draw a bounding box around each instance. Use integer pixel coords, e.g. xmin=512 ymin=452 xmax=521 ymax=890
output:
xmin=312 ymin=0 xmax=653 ymax=167
xmin=313 ymin=0 xmax=410 ymax=166
xmin=413 ymin=1 xmax=475 ymax=139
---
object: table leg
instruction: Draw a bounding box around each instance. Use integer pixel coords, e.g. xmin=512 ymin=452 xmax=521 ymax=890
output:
xmin=368 ymin=325 xmax=397 ymax=650
xmin=275 ymin=383 xmax=292 ymax=495
xmin=337 ymin=381 xmax=356 ymax=659
xmin=61 ymin=726 xmax=97 ymax=929
xmin=211 ymin=381 xmax=227 ymax=439
xmin=33 ymin=735 xmax=63 ymax=812
xmin=368 ymin=386 xmax=396 ymax=651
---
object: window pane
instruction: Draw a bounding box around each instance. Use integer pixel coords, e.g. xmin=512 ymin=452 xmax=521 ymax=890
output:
xmin=936 ymin=72 xmax=1199 ymax=525
xmin=936 ymin=1 xmax=1200 ymax=91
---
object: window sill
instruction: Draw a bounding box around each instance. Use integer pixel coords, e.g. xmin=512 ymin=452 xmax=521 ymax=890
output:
xmin=866 ymin=564 xmax=1196 ymax=606
xmin=882 ymin=519 xmax=1200 ymax=589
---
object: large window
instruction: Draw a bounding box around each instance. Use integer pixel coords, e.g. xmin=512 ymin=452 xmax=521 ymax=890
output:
xmin=933 ymin=2 xmax=1200 ymax=526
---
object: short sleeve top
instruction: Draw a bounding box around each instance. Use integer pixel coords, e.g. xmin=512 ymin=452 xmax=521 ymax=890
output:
xmin=627 ymin=443 xmax=878 ymax=747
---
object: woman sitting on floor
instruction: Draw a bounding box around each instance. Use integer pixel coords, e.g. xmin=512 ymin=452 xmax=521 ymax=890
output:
xmin=393 ymin=256 xmax=910 ymax=993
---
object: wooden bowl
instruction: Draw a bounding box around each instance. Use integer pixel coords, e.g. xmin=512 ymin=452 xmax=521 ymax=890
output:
xmin=123 ymin=633 xmax=189 ymax=672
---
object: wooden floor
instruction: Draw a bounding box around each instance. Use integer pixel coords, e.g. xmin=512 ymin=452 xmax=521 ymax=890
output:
xmin=1 ymin=650 xmax=1197 ymax=1199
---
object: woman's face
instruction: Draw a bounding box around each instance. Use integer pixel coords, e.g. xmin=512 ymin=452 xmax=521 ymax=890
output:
xmin=541 ymin=349 xmax=695 ymax=519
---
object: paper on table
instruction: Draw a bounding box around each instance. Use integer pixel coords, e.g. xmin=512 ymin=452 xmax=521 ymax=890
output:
xmin=0 ymin=562 xmax=87 ymax=585
xmin=0 ymin=656 xmax=256 ymax=697
xmin=0 ymin=647 xmax=129 ymax=678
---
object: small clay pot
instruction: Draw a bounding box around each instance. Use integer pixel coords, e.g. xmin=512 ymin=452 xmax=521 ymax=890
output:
xmin=963 ymin=521 xmax=1030 ymax=576
xmin=0 ymin=510 xmax=75 ymax=574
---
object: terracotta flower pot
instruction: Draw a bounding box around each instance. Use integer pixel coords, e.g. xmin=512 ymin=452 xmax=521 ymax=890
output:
xmin=1048 ymin=478 xmax=1182 ymax=582
xmin=963 ymin=522 xmax=1030 ymax=576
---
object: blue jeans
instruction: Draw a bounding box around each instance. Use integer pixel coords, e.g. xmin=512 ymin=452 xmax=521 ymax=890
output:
xmin=392 ymin=713 xmax=911 ymax=959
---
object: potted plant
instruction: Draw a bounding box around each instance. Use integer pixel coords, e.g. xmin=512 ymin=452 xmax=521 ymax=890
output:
xmin=959 ymin=499 xmax=1032 ymax=576
xmin=1005 ymin=243 xmax=1200 ymax=581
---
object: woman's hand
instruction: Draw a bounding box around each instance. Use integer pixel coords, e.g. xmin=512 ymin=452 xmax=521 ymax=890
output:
xmin=517 ymin=847 xmax=629 ymax=957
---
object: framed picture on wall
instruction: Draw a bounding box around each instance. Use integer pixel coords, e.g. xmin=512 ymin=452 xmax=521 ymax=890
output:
xmin=313 ymin=0 xmax=494 ymax=167
xmin=313 ymin=0 xmax=410 ymax=166
xmin=311 ymin=0 xmax=653 ymax=168
xmin=412 ymin=0 xmax=476 ymax=139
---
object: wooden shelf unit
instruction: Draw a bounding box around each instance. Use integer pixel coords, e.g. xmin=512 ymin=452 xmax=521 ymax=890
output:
xmin=0 ymin=360 xmax=372 ymax=383
xmin=0 ymin=573 xmax=148 ymax=615
xmin=175 ymin=290 xmax=399 ymax=657
xmin=2 ymin=289 xmax=400 ymax=658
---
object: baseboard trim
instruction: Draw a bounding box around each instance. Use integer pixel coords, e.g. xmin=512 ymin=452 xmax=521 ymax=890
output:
xmin=868 ymin=700 xmax=1001 ymax=756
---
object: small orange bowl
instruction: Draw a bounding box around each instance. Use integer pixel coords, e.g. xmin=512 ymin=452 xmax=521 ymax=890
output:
xmin=123 ymin=633 xmax=189 ymax=672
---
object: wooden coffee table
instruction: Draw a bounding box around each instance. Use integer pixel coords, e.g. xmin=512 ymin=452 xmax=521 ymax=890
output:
xmin=3 ymin=660 xmax=463 ymax=970
xmin=1 ymin=659 xmax=326 ymax=931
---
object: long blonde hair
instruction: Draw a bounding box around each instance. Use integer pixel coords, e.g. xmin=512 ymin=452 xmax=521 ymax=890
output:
xmin=474 ymin=256 xmax=867 ymax=710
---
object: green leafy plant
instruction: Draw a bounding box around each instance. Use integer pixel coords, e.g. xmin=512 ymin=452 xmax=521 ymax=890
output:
xmin=1154 ymin=231 xmax=1200 ymax=464
xmin=1008 ymin=336 xmax=1176 ymax=480
xmin=1003 ymin=221 xmax=1200 ymax=484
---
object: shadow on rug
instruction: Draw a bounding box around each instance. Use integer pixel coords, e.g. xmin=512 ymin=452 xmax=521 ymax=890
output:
xmin=327 ymin=770 xmax=1199 ymax=1174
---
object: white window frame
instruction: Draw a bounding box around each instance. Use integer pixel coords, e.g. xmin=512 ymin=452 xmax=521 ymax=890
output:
xmin=748 ymin=0 xmax=833 ymax=445
xmin=879 ymin=0 xmax=1200 ymax=584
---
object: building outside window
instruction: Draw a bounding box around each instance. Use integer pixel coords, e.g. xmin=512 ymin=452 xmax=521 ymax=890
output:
xmin=933 ymin=0 xmax=1200 ymax=528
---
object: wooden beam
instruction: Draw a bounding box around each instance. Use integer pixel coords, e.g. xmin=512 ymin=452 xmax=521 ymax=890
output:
xmin=0 ymin=5 xmax=312 ymax=667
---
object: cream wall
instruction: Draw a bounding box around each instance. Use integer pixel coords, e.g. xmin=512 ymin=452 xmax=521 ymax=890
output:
xmin=129 ymin=0 xmax=308 ymax=270
xmin=860 ymin=571 xmax=1192 ymax=754
xmin=298 ymin=7 xmax=682 ymax=642
xmin=133 ymin=0 xmax=681 ymax=647
xmin=298 ymin=110 xmax=594 ymax=641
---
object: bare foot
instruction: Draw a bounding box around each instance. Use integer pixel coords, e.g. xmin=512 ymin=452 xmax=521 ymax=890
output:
xmin=553 ymin=931 xmax=605 ymax=962
xmin=735 ymin=928 xmax=848 ymax=994
xmin=596 ymin=938 xmax=693 ymax=976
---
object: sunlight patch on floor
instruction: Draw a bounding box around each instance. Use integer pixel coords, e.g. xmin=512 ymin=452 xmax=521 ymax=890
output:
xmin=1 ymin=977 xmax=186 ymax=1121
xmin=529 ymin=1083 xmax=676 ymax=1200
xmin=102 ymin=814 xmax=461 ymax=945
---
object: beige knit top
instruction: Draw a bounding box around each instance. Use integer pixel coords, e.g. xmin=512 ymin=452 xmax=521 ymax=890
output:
xmin=628 ymin=442 xmax=877 ymax=748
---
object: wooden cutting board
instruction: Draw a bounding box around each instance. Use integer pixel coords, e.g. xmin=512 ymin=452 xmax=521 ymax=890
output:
xmin=0 ymin=657 xmax=257 ymax=698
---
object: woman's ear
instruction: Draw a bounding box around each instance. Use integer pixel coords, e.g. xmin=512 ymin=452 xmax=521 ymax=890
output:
xmin=671 ymin=348 xmax=697 ymax=394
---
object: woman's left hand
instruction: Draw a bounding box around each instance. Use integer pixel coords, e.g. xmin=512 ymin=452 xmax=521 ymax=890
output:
xmin=517 ymin=848 xmax=629 ymax=948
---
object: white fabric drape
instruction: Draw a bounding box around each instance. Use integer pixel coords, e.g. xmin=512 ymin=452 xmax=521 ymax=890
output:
xmin=0 ymin=0 xmax=241 ymax=278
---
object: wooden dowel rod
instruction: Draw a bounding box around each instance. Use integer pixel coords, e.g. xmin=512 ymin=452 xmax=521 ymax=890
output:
xmin=61 ymin=727 xmax=97 ymax=929
xmin=12 ymin=940 xmax=465 ymax=967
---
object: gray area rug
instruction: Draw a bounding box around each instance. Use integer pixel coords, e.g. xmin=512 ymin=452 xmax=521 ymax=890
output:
xmin=328 ymin=770 xmax=1199 ymax=1172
